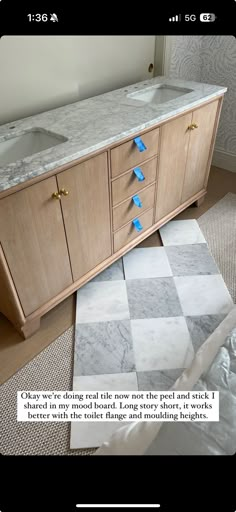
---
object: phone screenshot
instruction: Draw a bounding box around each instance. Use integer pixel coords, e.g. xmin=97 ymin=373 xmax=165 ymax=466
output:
xmin=0 ymin=2 xmax=235 ymax=511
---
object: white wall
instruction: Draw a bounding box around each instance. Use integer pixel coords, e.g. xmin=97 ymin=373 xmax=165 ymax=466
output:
xmin=0 ymin=36 xmax=155 ymax=125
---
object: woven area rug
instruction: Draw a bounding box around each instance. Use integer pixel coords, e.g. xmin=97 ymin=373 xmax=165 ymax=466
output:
xmin=1 ymin=196 xmax=235 ymax=456
xmin=198 ymin=193 xmax=236 ymax=303
xmin=1 ymin=327 xmax=96 ymax=455
xmin=71 ymin=219 xmax=233 ymax=449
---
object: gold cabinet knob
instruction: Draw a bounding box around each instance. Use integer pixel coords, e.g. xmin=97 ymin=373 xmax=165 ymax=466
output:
xmin=52 ymin=192 xmax=61 ymax=200
xmin=59 ymin=188 xmax=69 ymax=196
xmin=188 ymin=123 xmax=198 ymax=130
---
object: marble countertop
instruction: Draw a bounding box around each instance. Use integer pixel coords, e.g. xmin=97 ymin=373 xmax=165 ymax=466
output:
xmin=0 ymin=76 xmax=227 ymax=193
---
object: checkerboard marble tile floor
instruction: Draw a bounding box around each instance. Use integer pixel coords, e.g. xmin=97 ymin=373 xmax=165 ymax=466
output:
xmin=70 ymin=220 xmax=233 ymax=448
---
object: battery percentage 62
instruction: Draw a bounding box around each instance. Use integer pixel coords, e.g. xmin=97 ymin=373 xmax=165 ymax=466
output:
xmin=200 ymin=13 xmax=216 ymax=21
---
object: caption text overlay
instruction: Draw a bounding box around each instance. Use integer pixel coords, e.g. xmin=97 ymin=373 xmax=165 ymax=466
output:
xmin=17 ymin=390 xmax=219 ymax=422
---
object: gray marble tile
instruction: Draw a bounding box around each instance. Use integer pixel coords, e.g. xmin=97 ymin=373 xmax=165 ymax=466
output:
xmin=91 ymin=259 xmax=124 ymax=282
xmin=126 ymin=277 xmax=182 ymax=319
xmin=137 ymin=368 xmax=185 ymax=391
xmin=186 ymin=314 xmax=226 ymax=352
xmin=165 ymin=244 xmax=219 ymax=276
xmin=74 ymin=320 xmax=135 ymax=376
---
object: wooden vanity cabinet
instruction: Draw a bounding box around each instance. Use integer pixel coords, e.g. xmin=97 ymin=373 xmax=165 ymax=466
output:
xmin=155 ymin=99 xmax=221 ymax=221
xmin=155 ymin=112 xmax=192 ymax=220
xmin=56 ymin=152 xmax=111 ymax=281
xmin=0 ymin=177 xmax=73 ymax=317
xmin=181 ymin=100 xmax=219 ymax=202
xmin=0 ymin=97 xmax=223 ymax=339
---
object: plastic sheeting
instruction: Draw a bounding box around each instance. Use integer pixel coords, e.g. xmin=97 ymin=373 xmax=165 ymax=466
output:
xmin=96 ymin=306 xmax=236 ymax=455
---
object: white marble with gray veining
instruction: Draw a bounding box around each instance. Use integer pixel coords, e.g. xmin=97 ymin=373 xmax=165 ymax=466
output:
xmin=0 ymin=76 xmax=227 ymax=192
xmin=131 ymin=317 xmax=194 ymax=371
xmin=159 ymin=219 xmax=207 ymax=246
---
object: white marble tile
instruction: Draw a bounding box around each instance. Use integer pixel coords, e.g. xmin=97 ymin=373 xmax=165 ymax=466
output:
xmin=70 ymin=420 xmax=128 ymax=449
xmin=174 ymin=275 xmax=233 ymax=316
xmin=159 ymin=220 xmax=206 ymax=246
xmin=123 ymin=247 xmax=172 ymax=279
xmin=73 ymin=372 xmax=138 ymax=391
xmin=91 ymin=259 xmax=124 ymax=281
xmin=131 ymin=317 xmax=194 ymax=371
xmin=71 ymin=372 xmax=138 ymax=448
xmin=137 ymin=368 xmax=185 ymax=391
xmin=76 ymin=280 xmax=130 ymax=323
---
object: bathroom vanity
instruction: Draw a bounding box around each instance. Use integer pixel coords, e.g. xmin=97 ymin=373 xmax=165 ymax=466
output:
xmin=0 ymin=77 xmax=226 ymax=338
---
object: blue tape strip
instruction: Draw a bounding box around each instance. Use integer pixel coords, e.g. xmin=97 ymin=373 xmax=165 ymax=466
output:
xmin=132 ymin=218 xmax=143 ymax=232
xmin=133 ymin=167 xmax=145 ymax=181
xmin=133 ymin=136 xmax=147 ymax=152
xmin=132 ymin=195 xmax=142 ymax=208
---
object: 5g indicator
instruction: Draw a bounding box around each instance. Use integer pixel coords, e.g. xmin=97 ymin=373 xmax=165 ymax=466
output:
xmin=184 ymin=14 xmax=197 ymax=21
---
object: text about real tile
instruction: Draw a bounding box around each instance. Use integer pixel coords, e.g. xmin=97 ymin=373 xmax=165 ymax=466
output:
xmin=17 ymin=391 xmax=219 ymax=422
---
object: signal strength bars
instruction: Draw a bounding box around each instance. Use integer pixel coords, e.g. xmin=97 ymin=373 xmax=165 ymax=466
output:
xmin=169 ymin=14 xmax=181 ymax=21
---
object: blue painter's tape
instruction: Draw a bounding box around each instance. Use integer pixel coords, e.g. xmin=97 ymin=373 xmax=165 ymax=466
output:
xmin=133 ymin=167 xmax=145 ymax=181
xmin=132 ymin=195 xmax=142 ymax=208
xmin=133 ymin=136 xmax=147 ymax=152
xmin=132 ymin=218 xmax=143 ymax=232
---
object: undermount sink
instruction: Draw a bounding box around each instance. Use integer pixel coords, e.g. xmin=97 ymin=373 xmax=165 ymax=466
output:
xmin=127 ymin=84 xmax=193 ymax=106
xmin=0 ymin=128 xmax=68 ymax=166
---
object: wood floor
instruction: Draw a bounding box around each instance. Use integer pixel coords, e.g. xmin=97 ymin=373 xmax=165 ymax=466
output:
xmin=1 ymin=166 xmax=236 ymax=384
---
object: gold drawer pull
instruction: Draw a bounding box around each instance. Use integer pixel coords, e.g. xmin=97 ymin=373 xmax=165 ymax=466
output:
xmin=188 ymin=123 xmax=198 ymax=130
xmin=59 ymin=188 xmax=69 ymax=196
xmin=52 ymin=192 xmax=61 ymax=200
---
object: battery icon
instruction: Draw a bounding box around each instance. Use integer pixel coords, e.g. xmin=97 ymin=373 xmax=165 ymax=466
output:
xmin=200 ymin=13 xmax=216 ymax=21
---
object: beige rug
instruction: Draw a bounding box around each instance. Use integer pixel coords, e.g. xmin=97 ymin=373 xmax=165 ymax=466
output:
xmin=1 ymin=192 xmax=235 ymax=455
xmin=1 ymin=326 xmax=96 ymax=455
xmin=198 ymin=193 xmax=236 ymax=303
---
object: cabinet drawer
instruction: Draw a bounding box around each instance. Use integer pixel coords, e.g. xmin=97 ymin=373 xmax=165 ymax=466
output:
xmin=111 ymin=127 xmax=159 ymax=178
xmin=113 ymin=208 xmax=154 ymax=252
xmin=112 ymin=157 xmax=157 ymax=206
xmin=113 ymin=183 xmax=156 ymax=231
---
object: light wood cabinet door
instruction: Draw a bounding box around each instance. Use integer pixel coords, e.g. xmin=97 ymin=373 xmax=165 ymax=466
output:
xmin=181 ymin=100 xmax=219 ymax=202
xmin=155 ymin=112 xmax=192 ymax=221
xmin=57 ymin=152 xmax=111 ymax=281
xmin=0 ymin=177 xmax=73 ymax=316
